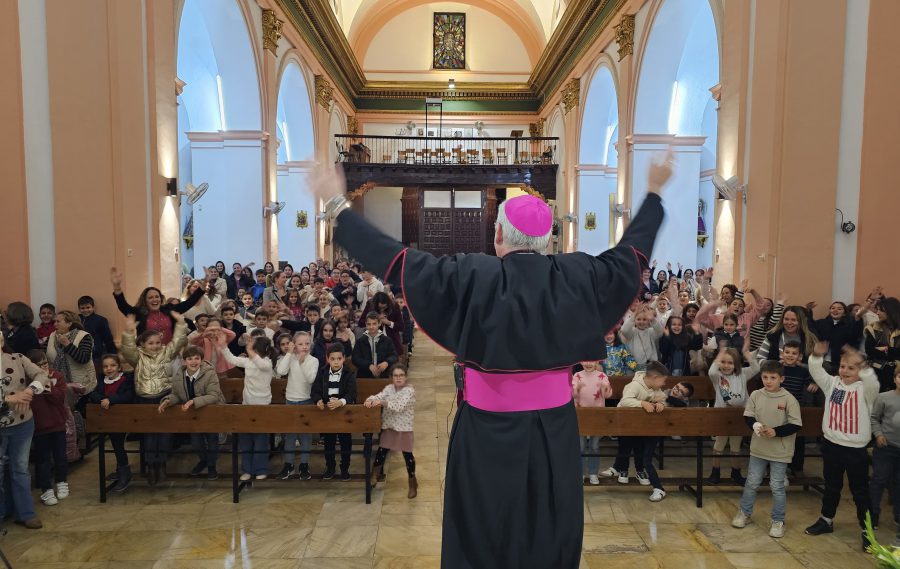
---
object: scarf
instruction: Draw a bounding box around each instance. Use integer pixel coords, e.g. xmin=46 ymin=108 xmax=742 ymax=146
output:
xmin=52 ymin=330 xmax=77 ymax=381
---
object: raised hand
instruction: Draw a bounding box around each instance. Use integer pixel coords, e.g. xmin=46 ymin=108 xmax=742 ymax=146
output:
xmin=307 ymin=162 xmax=347 ymax=204
xmin=812 ymin=341 xmax=829 ymax=358
xmin=124 ymin=315 xmax=137 ymax=334
xmin=110 ymin=267 xmax=124 ymax=291
xmin=647 ymin=147 xmax=675 ymax=194
xmin=171 ymin=311 xmax=185 ymax=324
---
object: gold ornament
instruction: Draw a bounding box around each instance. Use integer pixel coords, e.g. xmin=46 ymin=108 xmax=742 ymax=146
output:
xmin=315 ymin=75 xmax=333 ymax=109
xmin=585 ymin=212 xmax=597 ymax=231
xmin=296 ymin=210 xmax=308 ymax=228
xmin=347 ymin=182 xmax=376 ymax=201
xmin=614 ymin=14 xmax=635 ymax=61
xmin=562 ymin=78 xmax=580 ymax=114
xmin=262 ymin=9 xmax=283 ymax=55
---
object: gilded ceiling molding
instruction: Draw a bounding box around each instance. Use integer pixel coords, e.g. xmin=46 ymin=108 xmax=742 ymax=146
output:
xmin=561 ymin=78 xmax=580 ymax=115
xmin=315 ymin=75 xmax=334 ymax=109
xmin=346 ymin=115 xmax=359 ymax=135
xmin=262 ymin=9 xmax=285 ymax=55
xmin=613 ymin=14 xmax=635 ymax=61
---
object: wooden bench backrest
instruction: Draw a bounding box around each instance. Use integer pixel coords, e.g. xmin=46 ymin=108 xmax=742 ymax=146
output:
xmin=577 ymin=407 xmax=824 ymax=436
xmin=606 ymin=376 xmax=714 ymax=401
xmin=86 ymin=404 xmax=382 ymax=434
xmin=218 ymin=377 xmax=390 ymax=405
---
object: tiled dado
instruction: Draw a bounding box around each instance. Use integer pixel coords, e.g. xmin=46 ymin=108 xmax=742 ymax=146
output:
xmin=4 ymin=337 xmax=886 ymax=568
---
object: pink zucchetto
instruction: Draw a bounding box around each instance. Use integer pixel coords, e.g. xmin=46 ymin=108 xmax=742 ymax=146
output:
xmin=504 ymin=195 xmax=552 ymax=237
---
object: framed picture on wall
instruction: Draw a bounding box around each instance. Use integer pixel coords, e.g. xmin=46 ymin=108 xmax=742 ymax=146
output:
xmin=417 ymin=128 xmax=424 ymax=136
xmin=427 ymin=130 xmax=436 ymax=137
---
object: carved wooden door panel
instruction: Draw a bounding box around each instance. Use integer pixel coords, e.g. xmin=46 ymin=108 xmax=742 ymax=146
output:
xmin=451 ymin=209 xmax=483 ymax=255
xmin=421 ymin=209 xmax=453 ymax=256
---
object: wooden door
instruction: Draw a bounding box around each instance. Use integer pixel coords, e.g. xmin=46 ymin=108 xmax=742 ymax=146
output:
xmin=418 ymin=188 xmax=486 ymax=256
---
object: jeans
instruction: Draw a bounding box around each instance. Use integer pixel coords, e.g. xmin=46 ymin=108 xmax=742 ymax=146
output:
xmin=870 ymin=445 xmax=900 ymax=526
xmin=284 ymin=399 xmax=314 ymax=465
xmin=190 ymin=433 xmax=219 ymax=471
xmin=0 ymin=419 xmax=37 ymax=522
xmin=640 ymin=437 xmax=663 ymax=490
xmin=33 ymin=430 xmax=68 ymax=491
xmin=580 ymin=436 xmax=601 ymax=476
xmin=791 ymin=436 xmax=806 ymax=472
xmin=613 ymin=436 xmax=645 ymax=473
xmin=241 ymin=433 xmax=270 ymax=476
xmin=740 ymin=456 xmax=787 ymax=522
xmin=324 ymin=433 xmax=352 ymax=471
xmin=821 ymin=439 xmax=870 ymax=527
xmin=135 ymin=395 xmax=170 ymax=464
xmin=109 ymin=433 xmax=129 ymax=467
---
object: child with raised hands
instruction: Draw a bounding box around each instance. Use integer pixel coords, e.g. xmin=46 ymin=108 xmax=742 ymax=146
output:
xmin=275 ymin=332 xmax=319 ymax=480
xmin=601 ymin=329 xmax=638 ymax=377
xmin=573 ymin=360 xmax=613 ymax=485
xmin=621 ymin=304 xmax=664 ymax=370
xmin=804 ymin=341 xmax=879 ymax=550
xmin=708 ymin=342 xmax=759 ymax=485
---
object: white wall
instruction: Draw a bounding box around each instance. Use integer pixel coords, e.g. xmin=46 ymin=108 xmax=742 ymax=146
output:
xmin=363 ymin=187 xmax=403 ymax=241
xmin=276 ymin=164 xmax=317 ymax=266
xmin=363 ymin=3 xmax=531 ymax=82
xmin=577 ymin=169 xmax=616 ymax=255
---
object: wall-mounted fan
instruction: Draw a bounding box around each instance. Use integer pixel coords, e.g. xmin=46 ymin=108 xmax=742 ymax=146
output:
xmin=264 ymin=201 xmax=286 ymax=217
xmin=181 ymin=183 xmax=209 ymax=205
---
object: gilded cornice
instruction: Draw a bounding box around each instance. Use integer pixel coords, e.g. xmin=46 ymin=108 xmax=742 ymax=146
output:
xmin=262 ymin=9 xmax=284 ymax=55
xmin=275 ymin=0 xmax=627 ymax=110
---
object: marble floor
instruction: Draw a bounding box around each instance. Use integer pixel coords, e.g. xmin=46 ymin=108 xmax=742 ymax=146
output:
xmin=4 ymin=336 xmax=883 ymax=568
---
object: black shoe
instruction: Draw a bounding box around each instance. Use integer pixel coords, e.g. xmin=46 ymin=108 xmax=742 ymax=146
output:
xmin=340 ymin=470 xmax=352 ymax=482
xmin=207 ymin=470 xmax=219 ymax=481
xmin=106 ymin=472 xmax=119 ymax=482
xmin=731 ymin=468 xmax=746 ymax=485
xmin=190 ymin=461 xmax=208 ymax=477
xmin=805 ymin=518 xmax=834 ymax=535
xmin=322 ymin=467 xmax=335 ymax=480
xmin=707 ymin=467 xmax=721 ymax=485
xmin=277 ymin=463 xmax=294 ymax=480
xmin=112 ymin=467 xmax=132 ymax=492
xmin=297 ymin=464 xmax=312 ymax=480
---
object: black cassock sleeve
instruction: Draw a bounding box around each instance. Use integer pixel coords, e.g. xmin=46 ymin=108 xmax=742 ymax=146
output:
xmin=334 ymin=194 xmax=664 ymax=371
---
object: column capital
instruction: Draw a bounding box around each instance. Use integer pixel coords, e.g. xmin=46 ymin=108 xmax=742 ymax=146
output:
xmin=614 ymin=14 xmax=636 ymax=61
xmin=315 ymin=75 xmax=334 ymax=109
xmin=262 ymin=9 xmax=284 ymax=55
xmin=561 ymin=78 xmax=580 ymax=115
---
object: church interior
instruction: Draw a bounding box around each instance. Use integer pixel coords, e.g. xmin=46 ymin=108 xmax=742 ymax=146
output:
xmin=2 ymin=0 xmax=900 ymax=567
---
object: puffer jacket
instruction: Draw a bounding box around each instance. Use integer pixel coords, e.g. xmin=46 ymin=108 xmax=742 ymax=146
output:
xmin=161 ymin=361 xmax=224 ymax=408
xmin=121 ymin=322 xmax=188 ymax=398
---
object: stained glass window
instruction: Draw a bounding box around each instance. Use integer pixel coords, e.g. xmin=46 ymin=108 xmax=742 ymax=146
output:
xmin=433 ymin=13 xmax=465 ymax=70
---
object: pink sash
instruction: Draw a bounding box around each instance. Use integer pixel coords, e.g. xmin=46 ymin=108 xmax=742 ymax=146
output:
xmin=463 ymin=368 xmax=572 ymax=412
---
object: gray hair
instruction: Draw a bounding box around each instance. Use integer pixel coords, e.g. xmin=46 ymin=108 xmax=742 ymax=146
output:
xmin=496 ymin=201 xmax=551 ymax=253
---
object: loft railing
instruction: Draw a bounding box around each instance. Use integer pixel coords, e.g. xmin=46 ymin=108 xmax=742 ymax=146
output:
xmin=335 ymin=134 xmax=560 ymax=166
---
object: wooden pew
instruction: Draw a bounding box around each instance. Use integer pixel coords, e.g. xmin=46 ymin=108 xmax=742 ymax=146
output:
xmin=218 ymin=376 xmax=390 ymax=404
xmin=576 ymin=407 xmax=825 ymax=507
xmin=87 ymin=403 xmax=382 ymax=504
xmin=606 ymin=375 xmax=715 ymax=402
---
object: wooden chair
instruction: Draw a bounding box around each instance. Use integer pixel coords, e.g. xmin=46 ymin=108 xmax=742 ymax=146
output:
xmin=467 ymin=149 xmax=480 ymax=164
xmin=397 ymin=149 xmax=407 ymax=163
xmin=519 ymin=150 xmax=530 ymax=164
xmin=415 ymin=150 xmax=424 ymax=164
xmin=406 ymin=148 xmax=416 ymax=164
xmin=382 ymin=153 xmax=391 ymax=163
xmin=481 ymin=148 xmax=493 ymax=164
xmin=496 ymin=147 xmax=508 ymax=164
xmin=436 ymin=148 xmax=447 ymax=163
xmin=451 ymin=147 xmax=463 ymax=164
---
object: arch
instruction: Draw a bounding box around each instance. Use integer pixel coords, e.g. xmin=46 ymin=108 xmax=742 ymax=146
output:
xmin=578 ymin=63 xmax=619 ymax=166
xmin=275 ymin=59 xmax=316 ymax=162
xmin=328 ymin=107 xmax=347 ymax=164
xmin=349 ymin=0 xmax=544 ymax=66
xmin=632 ymin=0 xmax=720 ymax=135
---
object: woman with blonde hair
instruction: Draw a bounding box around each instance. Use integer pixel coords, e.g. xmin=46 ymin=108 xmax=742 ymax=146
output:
xmin=46 ymin=310 xmax=96 ymax=394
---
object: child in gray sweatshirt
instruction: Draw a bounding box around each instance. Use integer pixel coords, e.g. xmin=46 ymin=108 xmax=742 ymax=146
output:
xmin=870 ymin=365 xmax=900 ymax=540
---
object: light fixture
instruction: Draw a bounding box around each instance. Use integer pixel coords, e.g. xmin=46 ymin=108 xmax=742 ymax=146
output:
xmin=180 ymin=182 xmax=209 ymax=205
xmin=264 ymin=201 xmax=286 ymax=217
xmin=712 ymin=174 xmax=747 ymax=203
xmin=166 ymin=178 xmax=178 ymax=196
xmin=563 ymin=213 xmax=578 ymax=224
xmin=448 ymin=78 xmax=455 ymax=90
xmin=612 ymin=203 xmax=631 ymax=218
xmin=835 ymin=208 xmax=856 ymax=234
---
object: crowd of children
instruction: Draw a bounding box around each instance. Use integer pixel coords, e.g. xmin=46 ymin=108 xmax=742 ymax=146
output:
xmin=1 ymin=255 xmax=898 ymax=548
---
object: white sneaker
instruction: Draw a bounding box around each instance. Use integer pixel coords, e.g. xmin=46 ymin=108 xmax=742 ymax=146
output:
xmin=588 ymin=475 xmax=600 ymax=486
xmin=732 ymin=511 xmax=751 ymax=528
xmin=56 ymin=481 xmax=69 ymax=500
xmin=240 ymin=473 xmax=252 ymax=481
xmin=617 ymin=472 xmax=629 ymax=484
xmin=649 ymin=488 xmax=667 ymax=502
xmin=255 ymin=474 xmax=268 ymax=480
xmin=636 ymin=470 xmax=651 ymax=486
xmin=40 ymin=490 xmax=58 ymax=506
xmin=600 ymin=467 xmax=619 ymax=478
xmin=769 ymin=520 xmax=785 ymax=538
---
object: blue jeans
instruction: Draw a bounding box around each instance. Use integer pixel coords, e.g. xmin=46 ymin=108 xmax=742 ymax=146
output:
xmin=580 ymin=436 xmax=601 ymax=476
xmin=0 ymin=419 xmax=37 ymax=522
xmin=284 ymin=399 xmax=313 ymax=465
xmin=740 ymin=456 xmax=787 ymax=522
xmin=241 ymin=433 xmax=270 ymax=476
xmin=190 ymin=433 xmax=219 ymax=471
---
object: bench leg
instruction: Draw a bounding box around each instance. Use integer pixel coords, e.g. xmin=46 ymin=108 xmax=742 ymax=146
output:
xmin=695 ymin=437 xmax=704 ymax=508
xmin=98 ymin=434 xmax=107 ymax=504
xmin=232 ymin=433 xmax=240 ymax=504
xmin=364 ymin=433 xmax=373 ymax=504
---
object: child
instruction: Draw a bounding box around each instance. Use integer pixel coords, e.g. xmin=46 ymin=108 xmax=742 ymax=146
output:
xmin=220 ymin=337 xmax=276 ymax=480
xmin=187 ymin=313 xmax=210 ymax=341
xmin=190 ymin=317 xmax=236 ymax=373
xmin=365 ymin=364 xmax=417 ymax=498
xmin=159 ymin=345 xmax=225 ymax=480
xmin=352 ymin=312 xmax=399 ymax=378
xmin=250 ymin=270 xmax=267 ymax=303
xmin=26 ymin=350 xmax=70 ymax=506
xmin=335 ymin=316 xmax=356 ymax=353
xmin=88 ymin=354 xmax=135 ymax=491
xmin=572 ymin=361 xmax=612 ymax=484
xmin=614 ymin=361 xmax=671 ymax=501
xmin=396 ymin=297 xmax=414 ymax=354
xmin=620 ymin=305 xmax=664 ymax=369
xmin=601 ymin=330 xmax=638 ymax=376
xmin=238 ymin=292 xmax=256 ymax=325
xmin=312 ymin=320 xmax=352 ymax=366
xmin=659 ymin=316 xmax=703 ymax=376
xmin=305 ymin=305 xmax=323 ymax=339
xmin=311 ymin=344 xmax=357 ymax=480
xmin=732 ymin=360 xmax=802 ymax=538
xmin=275 ymin=332 xmax=319 ymax=480
xmin=665 ymin=381 xmax=694 ymax=408
xmin=36 ymin=303 xmax=56 ymax=348
xmin=712 ymin=314 xmax=744 ymax=351
xmin=246 ymin=309 xmax=275 ymax=340
xmin=870 ymin=365 xmax=900 ymax=544
xmin=779 ymin=341 xmax=814 ymax=474
xmin=708 ymin=344 xmax=760 ymax=485
xmin=77 ymin=296 xmax=117 ymax=362
xmin=120 ymin=313 xmax=188 ymax=485
xmin=804 ymin=342 xmax=879 ymax=550
xmin=220 ymin=304 xmax=247 ymax=356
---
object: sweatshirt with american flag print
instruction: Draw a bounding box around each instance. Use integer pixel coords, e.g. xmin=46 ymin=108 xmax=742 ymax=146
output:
xmin=809 ymin=355 xmax=879 ymax=448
